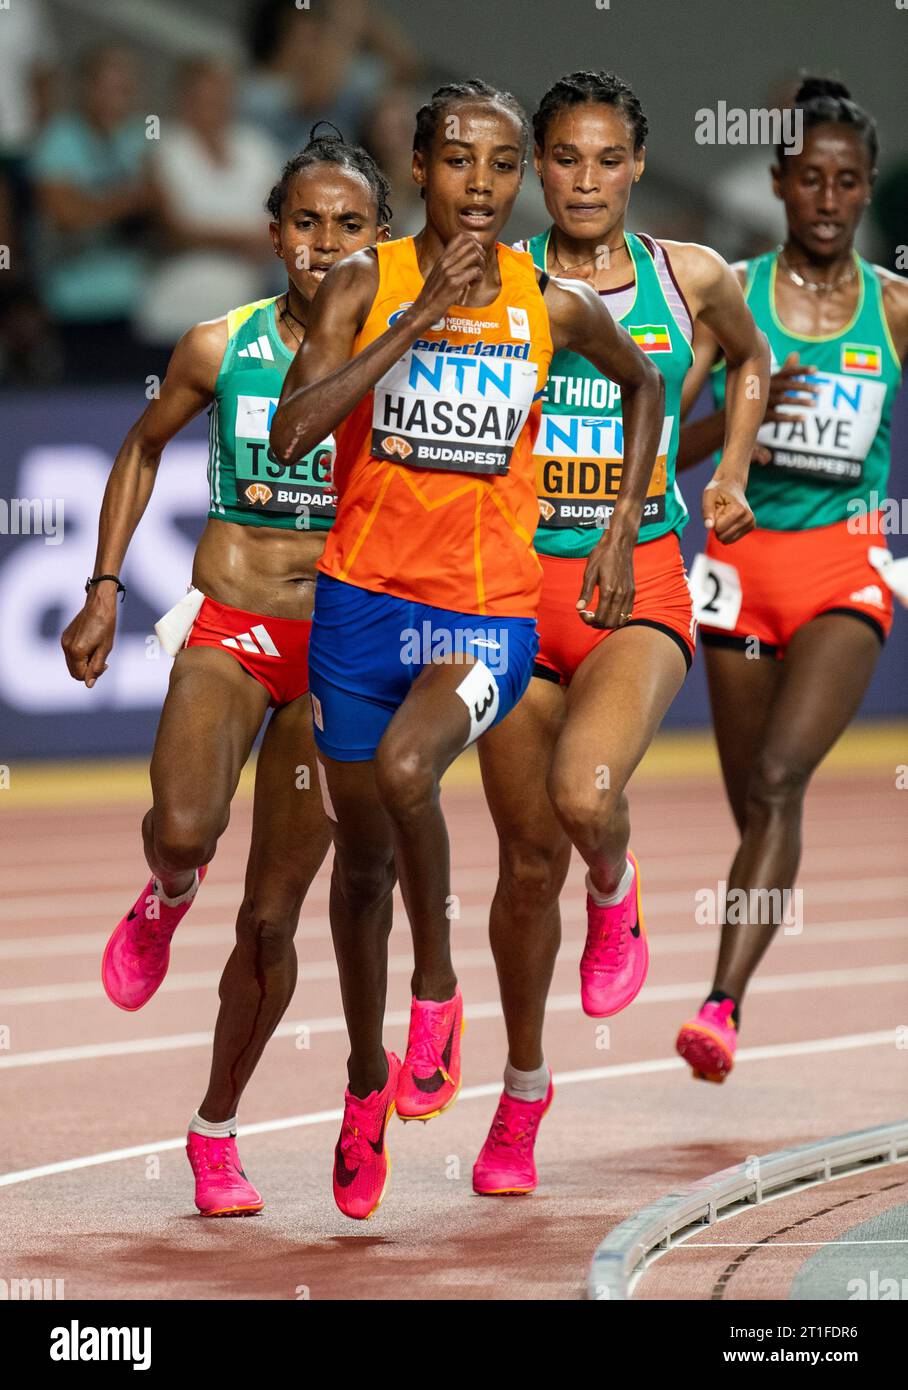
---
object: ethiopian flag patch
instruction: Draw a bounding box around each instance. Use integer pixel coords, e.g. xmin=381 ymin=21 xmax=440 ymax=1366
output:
xmin=841 ymin=343 xmax=881 ymax=376
xmin=628 ymin=323 xmax=671 ymax=353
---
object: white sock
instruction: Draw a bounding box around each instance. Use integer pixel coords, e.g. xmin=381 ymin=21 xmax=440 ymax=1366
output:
xmin=586 ymin=858 xmax=634 ymax=908
xmin=155 ymin=870 xmax=200 ymax=909
xmin=503 ymin=1059 xmax=550 ymax=1103
xmin=189 ymin=1110 xmax=236 ymax=1139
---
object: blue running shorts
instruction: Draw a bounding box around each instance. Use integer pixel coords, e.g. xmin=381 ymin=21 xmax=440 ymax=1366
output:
xmin=308 ymin=574 xmax=539 ymax=761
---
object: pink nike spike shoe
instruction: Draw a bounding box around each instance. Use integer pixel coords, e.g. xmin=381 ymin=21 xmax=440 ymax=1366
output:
xmin=333 ymin=1050 xmax=402 ymax=1220
xmin=186 ymin=1131 xmax=263 ymax=1217
xmin=676 ymin=998 xmax=738 ymax=1083
xmin=580 ymin=852 xmax=648 ymax=1017
xmin=102 ymin=866 xmax=207 ymax=1011
xmin=473 ymin=1076 xmax=554 ymax=1195
xmin=396 ymin=987 xmax=464 ymax=1121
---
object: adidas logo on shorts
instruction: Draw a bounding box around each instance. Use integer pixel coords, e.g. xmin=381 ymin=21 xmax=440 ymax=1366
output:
xmin=221 ymin=624 xmax=281 ymax=656
xmin=237 ymin=335 xmax=275 ymax=362
xmin=847 ymin=584 xmax=884 ymax=608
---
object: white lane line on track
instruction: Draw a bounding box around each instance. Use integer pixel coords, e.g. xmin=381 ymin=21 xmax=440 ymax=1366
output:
xmin=3 ymin=952 xmax=908 ymax=1011
xmin=0 ymin=1029 xmax=895 ymax=1189
xmin=5 ymin=838 xmax=905 ymax=894
xmin=2 ymin=913 xmax=904 ymax=965
xmin=654 ymin=1241 xmax=908 ymax=1248
xmin=1 ymin=966 xmax=905 ymax=1065
xmin=3 ymin=872 xmax=906 ymax=924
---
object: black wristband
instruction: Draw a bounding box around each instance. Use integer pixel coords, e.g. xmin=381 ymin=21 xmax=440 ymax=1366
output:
xmin=86 ymin=574 xmax=126 ymax=601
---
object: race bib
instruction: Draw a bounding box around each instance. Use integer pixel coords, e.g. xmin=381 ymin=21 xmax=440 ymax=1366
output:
xmin=534 ymin=414 xmax=671 ymax=529
xmin=233 ymin=395 xmax=336 ymax=518
xmin=689 ymin=552 xmax=743 ymax=630
xmin=371 ymin=342 xmax=538 ymax=476
xmin=756 ymin=367 xmax=885 ymax=485
xmin=455 ymin=659 xmax=500 ymax=745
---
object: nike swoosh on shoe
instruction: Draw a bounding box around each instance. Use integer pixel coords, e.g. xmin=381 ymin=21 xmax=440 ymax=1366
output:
xmin=411 ymin=1020 xmax=456 ymax=1093
xmin=334 ymin=1145 xmax=359 ymax=1187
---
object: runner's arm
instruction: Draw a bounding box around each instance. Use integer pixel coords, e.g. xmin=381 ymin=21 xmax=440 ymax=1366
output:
xmin=676 ymin=317 xmax=725 ymax=472
xmin=545 ymin=275 xmax=665 ymax=545
xmin=271 ymin=235 xmax=488 ymax=463
xmin=879 ymin=268 xmax=908 ymax=363
xmin=686 ymin=248 xmax=769 ymax=496
xmin=544 ymin=276 xmax=664 ymax=628
xmin=61 ymin=319 xmax=225 ymax=686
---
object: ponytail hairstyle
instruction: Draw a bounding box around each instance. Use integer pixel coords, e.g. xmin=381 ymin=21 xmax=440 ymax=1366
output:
xmin=413 ymin=79 xmax=530 ymax=159
xmin=266 ymin=122 xmax=392 ymax=226
xmin=533 ymin=70 xmax=648 ymax=152
xmin=779 ymin=77 xmax=878 ymax=168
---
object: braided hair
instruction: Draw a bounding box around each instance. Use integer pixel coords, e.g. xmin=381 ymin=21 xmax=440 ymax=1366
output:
xmin=266 ymin=122 xmax=392 ymax=225
xmin=533 ymin=71 xmax=649 ymax=152
xmin=778 ymin=77 xmax=878 ymax=168
xmin=413 ymin=80 xmax=530 ymax=159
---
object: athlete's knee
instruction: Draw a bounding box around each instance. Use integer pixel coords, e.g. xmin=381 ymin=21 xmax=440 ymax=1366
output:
xmin=332 ymin=846 xmax=396 ymax=916
xmin=235 ymin=895 xmax=300 ymax=966
xmin=746 ymin=753 xmax=810 ymax=817
xmin=374 ymin=739 xmax=439 ymax=824
xmin=499 ymin=839 xmax=569 ymax=913
xmin=150 ymin=804 xmax=225 ymax=874
xmin=548 ymin=774 xmax=626 ymax=846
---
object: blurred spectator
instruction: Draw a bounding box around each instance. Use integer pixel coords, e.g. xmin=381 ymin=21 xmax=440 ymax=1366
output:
xmin=242 ymin=0 xmax=423 ymax=157
xmin=29 ymin=46 xmax=152 ymax=380
xmin=134 ymin=59 xmax=279 ymax=347
xmin=0 ymin=0 xmax=58 ymax=160
xmin=0 ymin=0 xmax=61 ymax=385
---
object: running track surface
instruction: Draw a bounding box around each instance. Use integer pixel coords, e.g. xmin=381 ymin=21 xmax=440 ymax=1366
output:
xmin=0 ymin=729 xmax=905 ymax=1301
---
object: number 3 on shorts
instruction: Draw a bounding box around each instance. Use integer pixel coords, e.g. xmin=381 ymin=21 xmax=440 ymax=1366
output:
xmin=455 ymin=660 xmax=501 ymax=746
xmin=688 ymin=552 xmax=743 ymax=631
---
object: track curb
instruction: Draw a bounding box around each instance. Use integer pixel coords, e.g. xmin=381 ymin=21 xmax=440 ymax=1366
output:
xmin=588 ymin=1119 xmax=908 ymax=1300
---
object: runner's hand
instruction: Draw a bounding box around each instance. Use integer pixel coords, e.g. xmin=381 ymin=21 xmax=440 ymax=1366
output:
xmin=409 ymin=234 xmax=487 ymax=331
xmin=763 ymin=351 xmax=819 ymax=423
xmin=61 ymin=592 xmax=118 ymax=687
xmin=751 ymin=352 xmax=819 ymax=465
xmin=576 ymin=531 xmax=636 ymax=629
xmin=703 ymin=476 xmax=754 ymax=544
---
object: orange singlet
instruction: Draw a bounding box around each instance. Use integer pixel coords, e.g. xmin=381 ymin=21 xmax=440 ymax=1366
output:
xmin=318 ymin=237 xmax=553 ymax=618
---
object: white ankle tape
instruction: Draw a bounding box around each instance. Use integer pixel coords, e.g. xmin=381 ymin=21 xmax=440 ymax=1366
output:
xmin=586 ymin=858 xmax=634 ymax=908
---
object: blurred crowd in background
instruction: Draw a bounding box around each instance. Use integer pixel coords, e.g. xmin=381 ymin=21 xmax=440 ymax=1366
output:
xmin=0 ymin=0 xmax=904 ymax=388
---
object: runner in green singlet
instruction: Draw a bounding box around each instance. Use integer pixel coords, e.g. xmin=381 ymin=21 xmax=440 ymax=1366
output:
xmin=468 ymin=72 xmax=769 ymax=1197
xmin=61 ymin=129 xmax=391 ymax=1215
xmin=674 ymin=78 xmax=908 ymax=1084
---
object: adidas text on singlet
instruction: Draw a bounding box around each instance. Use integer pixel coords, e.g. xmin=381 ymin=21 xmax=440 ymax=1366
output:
xmin=318 ymin=238 xmax=553 ymax=617
xmin=526 ymin=231 xmax=693 ymax=559
xmin=208 ymin=297 xmax=336 ymax=531
xmin=711 ymin=252 xmax=902 ymax=531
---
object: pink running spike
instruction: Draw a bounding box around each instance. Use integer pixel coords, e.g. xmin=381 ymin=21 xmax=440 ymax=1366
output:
xmin=396 ymin=987 xmax=464 ymax=1121
xmin=333 ymin=1050 xmax=401 ymax=1220
xmin=580 ymin=852 xmax=648 ymax=1017
xmin=676 ymin=998 xmax=738 ymax=1083
xmin=102 ymin=866 xmax=207 ymax=1011
xmin=186 ymin=1130 xmax=263 ymax=1217
xmin=473 ymin=1076 xmax=554 ymax=1195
